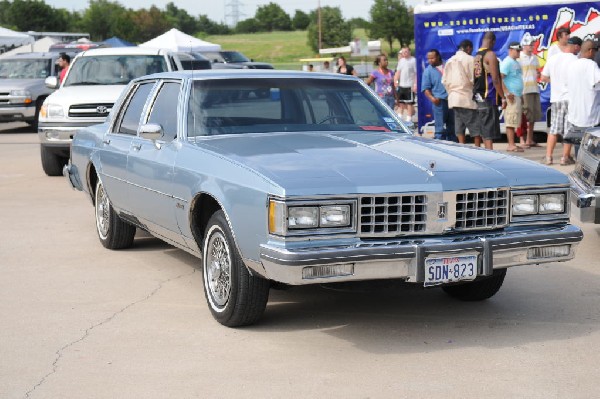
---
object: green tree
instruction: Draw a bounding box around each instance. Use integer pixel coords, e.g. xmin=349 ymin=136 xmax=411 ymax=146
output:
xmin=80 ymin=0 xmax=128 ymax=41
xmin=306 ymin=7 xmax=352 ymax=53
xmin=348 ymin=17 xmax=371 ymax=30
xmin=164 ymin=2 xmax=197 ymax=34
xmin=197 ymin=15 xmax=230 ymax=35
xmin=235 ymin=18 xmax=261 ymax=34
xmin=292 ymin=10 xmax=310 ymax=30
xmin=131 ymin=6 xmax=172 ymax=43
xmin=5 ymin=0 xmax=70 ymax=31
xmin=254 ymin=3 xmax=291 ymax=31
xmin=369 ymin=0 xmax=413 ymax=52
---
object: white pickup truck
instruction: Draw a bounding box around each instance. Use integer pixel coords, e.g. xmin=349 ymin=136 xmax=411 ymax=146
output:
xmin=38 ymin=47 xmax=183 ymax=176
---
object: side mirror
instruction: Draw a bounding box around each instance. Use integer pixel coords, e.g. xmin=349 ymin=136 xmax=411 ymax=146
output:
xmin=139 ymin=123 xmax=163 ymax=141
xmin=45 ymin=76 xmax=59 ymax=89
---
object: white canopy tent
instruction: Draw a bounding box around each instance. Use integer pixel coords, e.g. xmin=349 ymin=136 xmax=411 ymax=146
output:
xmin=0 ymin=36 xmax=58 ymax=57
xmin=0 ymin=26 xmax=34 ymax=49
xmin=140 ymin=28 xmax=221 ymax=52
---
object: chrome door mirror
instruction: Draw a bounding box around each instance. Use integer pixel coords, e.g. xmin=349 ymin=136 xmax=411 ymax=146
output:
xmin=45 ymin=76 xmax=59 ymax=89
xmin=139 ymin=123 xmax=163 ymax=141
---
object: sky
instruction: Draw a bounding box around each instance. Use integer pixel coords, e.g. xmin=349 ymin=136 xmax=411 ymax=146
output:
xmin=43 ymin=0 xmax=428 ymax=26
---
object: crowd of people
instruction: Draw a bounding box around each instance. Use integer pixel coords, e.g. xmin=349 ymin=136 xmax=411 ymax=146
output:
xmin=355 ymin=30 xmax=600 ymax=165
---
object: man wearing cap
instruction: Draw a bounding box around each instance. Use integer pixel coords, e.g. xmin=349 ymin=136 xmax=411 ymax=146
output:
xmin=566 ymin=39 xmax=600 ymax=154
xmin=442 ymin=39 xmax=481 ymax=146
xmin=394 ymin=47 xmax=417 ymax=126
xmin=518 ymin=36 xmax=542 ymax=147
xmin=500 ymin=42 xmax=525 ymax=152
xmin=541 ymin=36 xmax=581 ymax=165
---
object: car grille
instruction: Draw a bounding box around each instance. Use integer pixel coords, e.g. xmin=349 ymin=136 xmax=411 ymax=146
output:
xmin=359 ymin=194 xmax=427 ymax=236
xmin=455 ymin=189 xmax=509 ymax=230
xmin=68 ymin=103 xmax=113 ymax=118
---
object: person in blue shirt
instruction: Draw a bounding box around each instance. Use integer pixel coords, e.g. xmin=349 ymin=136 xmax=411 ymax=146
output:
xmin=422 ymin=49 xmax=456 ymax=141
xmin=500 ymin=42 xmax=526 ymax=152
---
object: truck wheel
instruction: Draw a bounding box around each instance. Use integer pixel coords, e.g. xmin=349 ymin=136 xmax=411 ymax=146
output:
xmin=202 ymin=210 xmax=270 ymax=327
xmin=442 ymin=268 xmax=506 ymax=301
xmin=40 ymin=145 xmax=64 ymax=176
xmin=95 ymin=180 xmax=136 ymax=249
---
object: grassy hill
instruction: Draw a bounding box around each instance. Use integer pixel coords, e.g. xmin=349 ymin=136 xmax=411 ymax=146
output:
xmin=203 ymin=29 xmax=397 ymax=70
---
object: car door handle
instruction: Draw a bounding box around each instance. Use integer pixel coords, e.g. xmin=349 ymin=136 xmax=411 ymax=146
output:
xmin=102 ymin=139 xmax=111 ymax=145
xmin=132 ymin=144 xmax=142 ymax=151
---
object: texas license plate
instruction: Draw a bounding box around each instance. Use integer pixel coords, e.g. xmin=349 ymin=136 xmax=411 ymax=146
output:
xmin=424 ymin=255 xmax=477 ymax=287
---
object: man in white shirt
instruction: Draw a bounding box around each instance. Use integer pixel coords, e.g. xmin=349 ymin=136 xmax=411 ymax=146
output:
xmin=566 ymin=39 xmax=600 ymax=155
xmin=547 ymin=27 xmax=570 ymax=59
xmin=394 ymin=47 xmax=417 ymax=125
xmin=518 ymin=36 xmax=542 ymax=147
xmin=541 ymin=37 xmax=581 ymax=165
xmin=442 ymin=40 xmax=480 ymax=146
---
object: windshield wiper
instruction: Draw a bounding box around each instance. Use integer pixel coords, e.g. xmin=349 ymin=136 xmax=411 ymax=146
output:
xmin=66 ymin=81 xmax=105 ymax=86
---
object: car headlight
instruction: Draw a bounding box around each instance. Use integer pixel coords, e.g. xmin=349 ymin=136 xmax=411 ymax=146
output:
xmin=512 ymin=194 xmax=538 ymax=216
xmin=10 ymin=89 xmax=32 ymax=104
xmin=268 ymin=199 xmax=354 ymax=236
xmin=40 ymin=103 xmax=64 ymax=118
xmin=539 ymin=193 xmax=565 ymax=214
xmin=512 ymin=191 xmax=568 ymax=218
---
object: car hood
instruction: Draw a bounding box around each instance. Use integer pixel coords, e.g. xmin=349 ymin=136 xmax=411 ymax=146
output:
xmin=196 ymin=132 xmax=569 ymax=195
xmin=0 ymin=79 xmax=43 ymax=90
xmin=45 ymin=84 xmax=126 ymax=105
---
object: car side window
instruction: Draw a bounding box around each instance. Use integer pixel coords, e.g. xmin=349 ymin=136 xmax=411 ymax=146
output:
xmin=146 ymin=82 xmax=181 ymax=141
xmin=116 ymin=82 xmax=154 ymax=135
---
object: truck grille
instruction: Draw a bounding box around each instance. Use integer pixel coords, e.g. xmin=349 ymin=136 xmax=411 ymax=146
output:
xmin=68 ymin=103 xmax=113 ymax=118
xmin=455 ymin=189 xmax=509 ymax=230
xmin=359 ymin=194 xmax=427 ymax=237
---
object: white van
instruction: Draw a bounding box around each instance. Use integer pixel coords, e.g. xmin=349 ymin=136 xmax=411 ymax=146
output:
xmin=38 ymin=47 xmax=183 ymax=176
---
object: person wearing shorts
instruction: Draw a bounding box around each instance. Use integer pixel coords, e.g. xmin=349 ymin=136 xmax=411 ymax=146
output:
xmin=394 ymin=48 xmax=416 ymax=124
xmin=500 ymin=41 xmax=525 ymax=152
xmin=518 ymin=36 xmax=542 ymax=147
xmin=541 ymin=38 xmax=580 ymax=165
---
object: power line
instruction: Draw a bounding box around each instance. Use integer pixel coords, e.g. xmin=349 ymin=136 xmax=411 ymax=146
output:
xmin=225 ymin=0 xmax=246 ymax=27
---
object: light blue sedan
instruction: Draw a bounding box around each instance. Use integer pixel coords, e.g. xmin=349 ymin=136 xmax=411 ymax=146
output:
xmin=65 ymin=70 xmax=583 ymax=327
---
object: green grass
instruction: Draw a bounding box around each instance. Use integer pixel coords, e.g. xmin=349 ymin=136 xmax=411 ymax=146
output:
xmin=203 ymin=29 xmax=406 ymax=70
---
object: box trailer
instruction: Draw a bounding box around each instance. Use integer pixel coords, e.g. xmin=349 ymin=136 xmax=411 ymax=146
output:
xmin=413 ymin=0 xmax=600 ymax=135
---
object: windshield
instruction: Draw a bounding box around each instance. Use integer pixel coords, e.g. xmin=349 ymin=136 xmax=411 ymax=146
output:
xmin=0 ymin=59 xmax=52 ymax=79
xmin=63 ymin=55 xmax=168 ymax=86
xmin=187 ymin=78 xmax=408 ymax=137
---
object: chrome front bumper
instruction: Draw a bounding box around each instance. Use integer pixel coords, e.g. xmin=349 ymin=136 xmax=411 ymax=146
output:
xmin=0 ymin=104 xmax=36 ymax=121
xmin=259 ymin=224 xmax=583 ymax=285
xmin=569 ymin=174 xmax=598 ymax=223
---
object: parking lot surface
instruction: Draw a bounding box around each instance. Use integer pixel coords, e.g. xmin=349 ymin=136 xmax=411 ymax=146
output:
xmin=1 ymin=122 xmax=599 ymax=398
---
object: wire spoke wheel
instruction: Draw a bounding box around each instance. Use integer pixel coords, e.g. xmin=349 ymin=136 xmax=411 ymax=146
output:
xmin=206 ymin=231 xmax=232 ymax=307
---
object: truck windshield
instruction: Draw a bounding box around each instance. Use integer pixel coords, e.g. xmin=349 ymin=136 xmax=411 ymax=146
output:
xmin=0 ymin=59 xmax=52 ymax=79
xmin=63 ymin=55 xmax=168 ymax=86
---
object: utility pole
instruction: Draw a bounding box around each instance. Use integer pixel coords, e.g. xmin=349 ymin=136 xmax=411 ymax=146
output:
xmin=318 ymin=0 xmax=322 ymax=51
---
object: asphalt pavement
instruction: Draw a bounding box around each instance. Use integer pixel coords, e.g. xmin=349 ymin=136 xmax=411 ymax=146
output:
xmin=1 ymin=122 xmax=599 ymax=399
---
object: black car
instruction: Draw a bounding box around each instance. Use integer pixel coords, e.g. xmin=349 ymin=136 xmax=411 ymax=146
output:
xmin=175 ymin=52 xmax=212 ymax=70
xmin=199 ymin=50 xmax=274 ymax=69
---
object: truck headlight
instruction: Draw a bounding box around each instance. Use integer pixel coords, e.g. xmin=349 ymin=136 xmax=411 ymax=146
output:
xmin=10 ymin=89 xmax=32 ymax=104
xmin=512 ymin=195 xmax=537 ymax=216
xmin=539 ymin=193 xmax=565 ymax=214
xmin=41 ymin=103 xmax=64 ymax=118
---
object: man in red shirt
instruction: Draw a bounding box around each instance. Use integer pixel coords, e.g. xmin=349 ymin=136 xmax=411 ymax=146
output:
xmin=57 ymin=53 xmax=70 ymax=83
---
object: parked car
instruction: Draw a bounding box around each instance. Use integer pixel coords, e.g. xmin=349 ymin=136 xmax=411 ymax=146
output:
xmin=175 ymin=52 xmax=212 ymax=70
xmin=0 ymin=52 xmax=69 ymax=128
xmin=38 ymin=47 xmax=183 ymax=176
xmin=64 ymin=70 xmax=584 ymax=327
xmin=569 ymin=127 xmax=600 ymax=223
xmin=199 ymin=50 xmax=274 ymax=69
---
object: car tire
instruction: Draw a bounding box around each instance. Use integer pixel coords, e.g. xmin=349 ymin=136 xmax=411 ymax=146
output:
xmin=94 ymin=180 xmax=136 ymax=250
xmin=40 ymin=145 xmax=65 ymax=176
xmin=202 ymin=210 xmax=270 ymax=327
xmin=442 ymin=268 xmax=506 ymax=301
